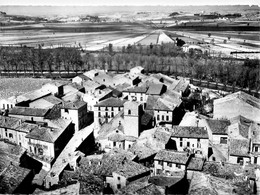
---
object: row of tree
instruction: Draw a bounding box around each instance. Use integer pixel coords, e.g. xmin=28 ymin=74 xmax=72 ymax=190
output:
xmin=0 ymin=45 xmax=259 ymax=91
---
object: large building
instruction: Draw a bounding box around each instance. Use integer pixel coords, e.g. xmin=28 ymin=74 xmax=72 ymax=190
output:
xmin=213 ymin=91 xmax=260 ymax=122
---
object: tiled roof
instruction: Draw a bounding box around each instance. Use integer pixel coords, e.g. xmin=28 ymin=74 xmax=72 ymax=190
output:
xmin=149 ymin=176 xmax=183 ymax=187
xmin=42 ymin=95 xmax=63 ymax=105
xmin=169 ymin=79 xmax=189 ymax=93
xmin=229 ymin=139 xmax=250 ymax=157
xmin=162 ymin=90 xmax=182 ymax=107
xmin=0 ymin=115 xmax=20 ymax=129
xmin=153 ymin=98 xmax=175 ymax=111
xmin=26 ymin=118 xmax=71 ymax=143
xmin=108 ymin=133 xmax=137 ymax=142
xmin=141 ymin=110 xmax=154 ymax=126
xmin=206 ymin=119 xmax=230 ymax=135
xmin=108 ymin=86 xmax=122 ymax=97
xmin=171 ymin=126 xmax=208 ymax=139
xmin=129 ymin=142 xmax=157 ymax=160
xmin=115 ymin=83 xmax=131 ymax=92
xmin=15 ymin=122 xmax=38 ymax=133
xmin=62 ymin=100 xmax=87 ymax=109
xmin=22 ymin=89 xmax=51 ymax=102
xmin=187 ymin=157 xmax=205 ymax=171
xmin=44 ymin=104 xmax=62 ymax=119
xmin=154 ymin=150 xmax=189 ymax=164
xmin=124 ymin=85 xmax=148 ymax=93
xmin=146 ymin=83 xmax=165 ymax=95
xmin=153 ymin=128 xmax=171 ymax=144
xmin=94 ymin=97 xmax=125 ymax=107
xmin=98 ymin=150 xmax=135 ymax=176
xmin=77 ymin=74 xmax=91 ymax=80
xmin=114 ymin=160 xmax=150 ymax=179
xmin=8 ymin=107 xmax=50 ymax=117
xmin=0 ymin=163 xmax=31 ymax=194
xmin=34 ymin=182 xmax=80 ymax=195
xmin=214 ymin=91 xmax=260 ymax=109
xmin=145 ymin=95 xmax=159 ymax=110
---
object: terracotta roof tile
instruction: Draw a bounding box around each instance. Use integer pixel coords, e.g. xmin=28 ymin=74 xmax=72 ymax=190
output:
xmin=8 ymin=107 xmax=50 ymax=117
xmin=94 ymin=97 xmax=125 ymax=107
xmin=206 ymin=119 xmax=230 ymax=135
xmin=154 ymin=150 xmax=189 ymax=164
xmin=171 ymin=126 xmax=208 ymax=139
xmin=229 ymin=139 xmax=250 ymax=157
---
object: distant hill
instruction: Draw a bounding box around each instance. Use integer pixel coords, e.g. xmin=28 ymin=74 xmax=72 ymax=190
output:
xmin=0 ymin=5 xmax=255 ymax=17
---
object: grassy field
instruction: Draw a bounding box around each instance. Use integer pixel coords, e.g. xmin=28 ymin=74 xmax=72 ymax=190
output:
xmin=0 ymin=77 xmax=52 ymax=99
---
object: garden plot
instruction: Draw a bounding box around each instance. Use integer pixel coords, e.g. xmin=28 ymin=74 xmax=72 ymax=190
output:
xmin=157 ymin=32 xmax=175 ymax=44
xmin=138 ymin=32 xmax=159 ymax=45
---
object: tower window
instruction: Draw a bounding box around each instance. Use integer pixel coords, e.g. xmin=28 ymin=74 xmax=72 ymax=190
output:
xmin=128 ymin=110 xmax=131 ymax=115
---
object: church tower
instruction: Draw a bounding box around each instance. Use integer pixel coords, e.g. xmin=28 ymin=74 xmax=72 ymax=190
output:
xmin=123 ymin=101 xmax=142 ymax=137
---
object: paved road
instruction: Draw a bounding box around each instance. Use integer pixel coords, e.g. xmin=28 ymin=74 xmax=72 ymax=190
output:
xmin=44 ymin=123 xmax=94 ymax=188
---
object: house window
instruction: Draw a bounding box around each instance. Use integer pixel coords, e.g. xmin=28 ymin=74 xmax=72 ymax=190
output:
xmin=38 ymin=148 xmax=43 ymax=155
xmin=98 ymin=107 xmax=100 ymax=111
xmin=220 ymin=137 xmax=228 ymax=144
xmin=3 ymin=104 xmax=5 ymax=109
xmin=111 ymin=112 xmax=114 ymax=117
xmin=176 ymin=164 xmax=181 ymax=168
xmin=140 ymin=97 xmax=143 ymax=101
xmin=162 ymin=115 xmax=164 ymax=121
xmin=167 ymin=162 xmax=172 ymax=167
xmin=118 ymin=107 xmax=121 ymax=111
xmin=157 ymin=115 xmax=160 ymax=121
xmin=65 ymin=108 xmax=69 ymax=113
xmin=111 ymin=107 xmax=114 ymax=111
xmin=7 ymin=104 xmax=9 ymax=109
xmin=180 ymin=138 xmax=183 ymax=147
xmin=128 ymin=110 xmax=131 ymax=115
xmin=118 ymin=177 xmax=120 ymax=180
xmin=212 ymin=157 xmax=216 ymax=161
xmin=255 ymin=146 xmax=258 ymax=152
xmin=158 ymin=160 xmax=163 ymax=166
xmin=30 ymin=146 xmax=32 ymax=152
xmin=166 ymin=116 xmax=169 ymax=121
xmin=254 ymin=157 xmax=257 ymax=164
xmin=117 ymin=184 xmax=121 ymax=189
xmin=98 ymin=112 xmax=101 ymax=117
xmin=237 ymin=157 xmax=243 ymax=165
xmin=187 ymin=142 xmax=190 ymax=147
xmin=5 ymin=129 xmax=7 ymax=137
xmin=9 ymin=133 xmax=13 ymax=139
xmin=113 ymin=142 xmax=116 ymax=147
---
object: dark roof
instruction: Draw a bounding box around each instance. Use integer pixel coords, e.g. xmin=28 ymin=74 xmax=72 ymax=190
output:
xmin=124 ymin=86 xmax=148 ymax=93
xmin=77 ymin=74 xmax=91 ymax=80
xmin=114 ymin=160 xmax=150 ymax=179
xmin=108 ymin=86 xmax=122 ymax=97
xmin=8 ymin=107 xmax=50 ymax=117
xmin=141 ymin=110 xmax=154 ymax=126
xmin=206 ymin=119 xmax=230 ymax=135
xmin=62 ymin=100 xmax=87 ymax=110
xmin=171 ymin=126 xmax=209 ymax=139
xmin=0 ymin=115 xmax=20 ymax=129
xmin=153 ymin=128 xmax=171 ymax=144
xmin=115 ymin=83 xmax=131 ymax=92
xmin=0 ymin=163 xmax=31 ymax=194
xmin=154 ymin=150 xmax=189 ymax=164
xmin=44 ymin=104 xmax=62 ymax=119
xmin=229 ymin=139 xmax=250 ymax=157
xmin=187 ymin=157 xmax=205 ymax=171
xmin=146 ymin=95 xmax=159 ymax=110
xmin=94 ymin=97 xmax=125 ymax=107
xmin=149 ymin=176 xmax=183 ymax=187
xmin=146 ymin=83 xmax=165 ymax=95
